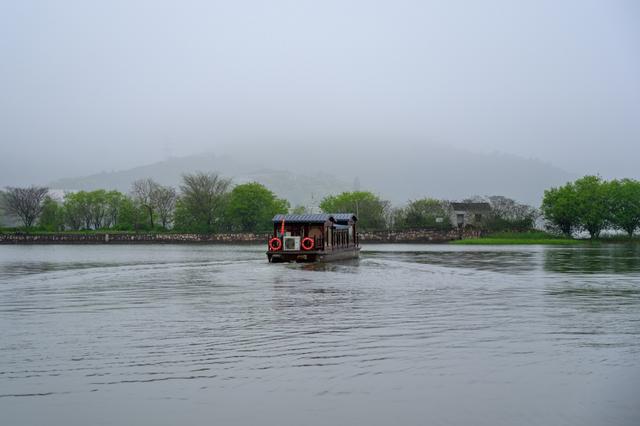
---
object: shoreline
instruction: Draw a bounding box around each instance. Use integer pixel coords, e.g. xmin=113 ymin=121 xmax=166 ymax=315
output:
xmin=0 ymin=229 xmax=482 ymax=245
xmin=3 ymin=231 xmax=633 ymax=246
xmin=451 ymin=237 xmax=584 ymax=245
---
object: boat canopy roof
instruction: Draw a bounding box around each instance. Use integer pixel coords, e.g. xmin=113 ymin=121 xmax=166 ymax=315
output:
xmin=272 ymin=214 xmax=332 ymax=224
xmin=272 ymin=213 xmax=357 ymax=224
xmin=332 ymin=213 xmax=358 ymax=224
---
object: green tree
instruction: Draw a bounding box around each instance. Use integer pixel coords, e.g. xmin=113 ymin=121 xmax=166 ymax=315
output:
xmin=173 ymin=198 xmax=196 ymax=232
xmin=541 ymin=183 xmax=579 ymax=236
xmin=115 ymin=197 xmax=147 ymax=231
xmin=88 ymin=190 xmax=109 ymax=229
xmin=395 ymin=198 xmax=450 ymax=229
xmin=225 ymin=182 xmax=289 ymax=232
xmin=608 ymin=178 xmax=640 ymax=237
xmin=62 ymin=193 xmax=83 ymax=230
xmin=103 ymin=191 xmax=128 ymax=228
xmin=38 ymin=196 xmax=64 ymax=231
xmin=573 ymin=175 xmax=609 ymax=238
xmin=63 ymin=191 xmax=92 ymax=229
xmin=320 ymin=191 xmax=389 ymax=231
xmin=62 ymin=191 xmax=109 ymax=230
xmin=179 ymin=172 xmax=232 ymax=233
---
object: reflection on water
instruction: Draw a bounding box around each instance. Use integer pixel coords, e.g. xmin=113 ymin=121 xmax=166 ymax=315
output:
xmin=547 ymin=285 xmax=640 ymax=300
xmin=544 ymin=244 xmax=640 ymax=274
xmin=369 ymin=249 xmax=540 ymax=274
xmin=0 ymin=244 xmax=638 ymax=426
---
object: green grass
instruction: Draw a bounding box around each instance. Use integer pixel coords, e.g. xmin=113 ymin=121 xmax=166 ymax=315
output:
xmin=451 ymin=231 xmax=585 ymax=245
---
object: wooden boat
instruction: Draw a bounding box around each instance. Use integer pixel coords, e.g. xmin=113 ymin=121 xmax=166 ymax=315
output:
xmin=266 ymin=213 xmax=360 ymax=263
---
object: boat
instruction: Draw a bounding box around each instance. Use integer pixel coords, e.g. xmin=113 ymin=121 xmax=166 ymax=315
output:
xmin=266 ymin=213 xmax=360 ymax=263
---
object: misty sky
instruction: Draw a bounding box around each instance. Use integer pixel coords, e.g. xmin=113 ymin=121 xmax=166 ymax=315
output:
xmin=1 ymin=0 xmax=639 ymax=186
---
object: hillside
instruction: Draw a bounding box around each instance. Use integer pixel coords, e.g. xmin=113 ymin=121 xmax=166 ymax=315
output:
xmin=49 ymin=154 xmax=350 ymax=208
xmin=48 ymin=148 xmax=574 ymax=207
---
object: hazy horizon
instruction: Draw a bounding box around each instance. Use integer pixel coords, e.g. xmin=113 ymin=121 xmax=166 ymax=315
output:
xmin=1 ymin=0 xmax=639 ymax=188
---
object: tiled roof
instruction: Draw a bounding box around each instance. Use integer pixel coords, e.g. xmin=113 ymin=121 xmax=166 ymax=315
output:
xmin=451 ymin=202 xmax=492 ymax=212
xmin=331 ymin=213 xmax=357 ymax=223
xmin=272 ymin=214 xmax=333 ymax=223
xmin=271 ymin=213 xmax=358 ymax=224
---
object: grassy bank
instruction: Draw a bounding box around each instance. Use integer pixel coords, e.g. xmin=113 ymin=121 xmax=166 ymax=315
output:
xmin=452 ymin=231 xmax=585 ymax=245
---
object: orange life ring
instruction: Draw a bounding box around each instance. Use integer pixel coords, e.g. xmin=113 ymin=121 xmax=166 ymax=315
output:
xmin=269 ymin=237 xmax=282 ymax=251
xmin=301 ymin=237 xmax=314 ymax=251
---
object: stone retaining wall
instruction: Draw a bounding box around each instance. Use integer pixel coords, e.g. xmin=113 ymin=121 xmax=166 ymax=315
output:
xmin=0 ymin=229 xmax=482 ymax=244
xmin=0 ymin=233 xmax=270 ymax=244
xmin=359 ymin=228 xmax=483 ymax=243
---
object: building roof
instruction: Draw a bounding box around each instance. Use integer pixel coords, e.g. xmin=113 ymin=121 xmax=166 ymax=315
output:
xmin=332 ymin=213 xmax=357 ymax=224
xmin=272 ymin=214 xmax=333 ymax=224
xmin=271 ymin=213 xmax=357 ymax=224
xmin=451 ymin=202 xmax=492 ymax=212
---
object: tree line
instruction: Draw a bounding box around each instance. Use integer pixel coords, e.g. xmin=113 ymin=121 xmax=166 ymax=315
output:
xmin=542 ymin=176 xmax=640 ymax=238
xmin=0 ymin=173 xmax=288 ymax=234
xmin=2 ymin=173 xmax=638 ymax=237
xmin=319 ymin=191 xmax=537 ymax=231
xmin=0 ymin=175 xmax=536 ymax=234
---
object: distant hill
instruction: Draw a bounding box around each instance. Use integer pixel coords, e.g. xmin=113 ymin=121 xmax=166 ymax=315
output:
xmin=344 ymin=148 xmax=575 ymax=206
xmin=48 ymin=148 xmax=574 ymax=207
xmin=49 ymin=154 xmax=351 ymax=208
xmin=212 ymin=142 xmax=575 ymax=206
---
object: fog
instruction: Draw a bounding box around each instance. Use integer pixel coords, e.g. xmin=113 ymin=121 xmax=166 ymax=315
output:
xmin=1 ymin=0 xmax=639 ymax=200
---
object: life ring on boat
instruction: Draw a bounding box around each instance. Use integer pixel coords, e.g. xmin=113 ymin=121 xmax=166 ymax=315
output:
xmin=301 ymin=237 xmax=314 ymax=251
xmin=269 ymin=237 xmax=282 ymax=251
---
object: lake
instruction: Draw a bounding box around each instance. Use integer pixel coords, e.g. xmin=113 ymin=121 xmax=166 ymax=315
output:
xmin=1 ymin=244 xmax=639 ymax=425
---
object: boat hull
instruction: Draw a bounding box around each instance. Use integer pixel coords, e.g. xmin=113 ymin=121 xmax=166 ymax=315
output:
xmin=267 ymin=247 xmax=360 ymax=263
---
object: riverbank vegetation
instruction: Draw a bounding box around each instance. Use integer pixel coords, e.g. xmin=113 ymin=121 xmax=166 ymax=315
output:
xmin=451 ymin=231 xmax=584 ymax=245
xmin=0 ymin=173 xmax=291 ymax=235
xmin=1 ymin=173 xmax=639 ymax=243
xmin=542 ymin=176 xmax=640 ymax=239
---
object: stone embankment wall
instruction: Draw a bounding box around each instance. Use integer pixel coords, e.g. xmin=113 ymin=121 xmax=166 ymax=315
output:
xmin=0 ymin=229 xmax=483 ymax=244
xmin=359 ymin=228 xmax=483 ymax=243
xmin=0 ymin=233 xmax=269 ymax=244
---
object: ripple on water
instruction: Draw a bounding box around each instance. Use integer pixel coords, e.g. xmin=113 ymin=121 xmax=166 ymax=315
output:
xmin=0 ymin=244 xmax=639 ymax=425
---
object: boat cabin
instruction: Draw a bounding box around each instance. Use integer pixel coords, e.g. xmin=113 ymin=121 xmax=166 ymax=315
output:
xmin=267 ymin=213 xmax=360 ymax=262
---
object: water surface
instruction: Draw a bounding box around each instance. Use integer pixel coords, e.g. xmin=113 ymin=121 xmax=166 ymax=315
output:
xmin=1 ymin=244 xmax=639 ymax=425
